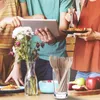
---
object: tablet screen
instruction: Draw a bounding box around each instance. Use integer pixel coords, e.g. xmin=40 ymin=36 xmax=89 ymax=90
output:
xmin=20 ymin=19 xmax=60 ymax=37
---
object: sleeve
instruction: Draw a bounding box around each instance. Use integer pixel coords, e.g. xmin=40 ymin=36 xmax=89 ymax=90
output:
xmin=60 ymin=0 xmax=73 ymax=12
xmin=19 ymin=0 xmax=26 ymax=3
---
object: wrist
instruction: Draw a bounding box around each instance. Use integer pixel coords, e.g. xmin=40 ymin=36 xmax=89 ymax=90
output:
xmin=13 ymin=64 xmax=21 ymax=70
xmin=48 ymin=37 xmax=58 ymax=45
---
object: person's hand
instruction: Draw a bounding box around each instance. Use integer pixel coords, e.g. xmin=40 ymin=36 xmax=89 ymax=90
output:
xmin=74 ymin=28 xmax=97 ymax=41
xmin=65 ymin=8 xmax=78 ymax=27
xmin=35 ymin=27 xmax=57 ymax=44
xmin=5 ymin=63 xmax=24 ymax=86
xmin=0 ymin=16 xmax=22 ymax=28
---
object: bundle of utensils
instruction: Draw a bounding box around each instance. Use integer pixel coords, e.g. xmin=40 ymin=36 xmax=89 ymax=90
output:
xmin=49 ymin=56 xmax=73 ymax=92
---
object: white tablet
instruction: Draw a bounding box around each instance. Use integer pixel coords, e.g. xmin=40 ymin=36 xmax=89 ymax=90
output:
xmin=20 ymin=19 xmax=60 ymax=37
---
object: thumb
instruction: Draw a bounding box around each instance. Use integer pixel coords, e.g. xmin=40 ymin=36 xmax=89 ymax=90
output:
xmin=65 ymin=13 xmax=71 ymax=22
xmin=19 ymin=79 xmax=24 ymax=86
xmin=14 ymin=79 xmax=20 ymax=86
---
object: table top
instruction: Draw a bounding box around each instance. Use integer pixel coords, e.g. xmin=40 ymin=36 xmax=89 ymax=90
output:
xmin=0 ymin=93 xmax=100 ymax=100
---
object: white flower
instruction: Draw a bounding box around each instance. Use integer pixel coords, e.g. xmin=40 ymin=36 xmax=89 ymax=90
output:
xmin=17 ymin=34 xmax=24 ymax=40
xmin=12 ymin=27 xmax=34 ymax=38
xmin=12 ymin=27 xmax=23 ymax=38
xmin=23 ymin=27 xmax=34 ymax=37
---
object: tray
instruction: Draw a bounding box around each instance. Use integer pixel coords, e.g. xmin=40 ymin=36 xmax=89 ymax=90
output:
xmin=62 ymin=30 xmax=88 ymax=34
xmin=69 ymin=89 xmax=100 ymax=96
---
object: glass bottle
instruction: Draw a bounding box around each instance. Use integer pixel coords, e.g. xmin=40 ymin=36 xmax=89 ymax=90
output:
xmin=24 ymin=61 xmax=38 ymax=96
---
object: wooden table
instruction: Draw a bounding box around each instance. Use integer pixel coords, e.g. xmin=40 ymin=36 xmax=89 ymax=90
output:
xmin=0 ymin=93 xmax=100 ymax=100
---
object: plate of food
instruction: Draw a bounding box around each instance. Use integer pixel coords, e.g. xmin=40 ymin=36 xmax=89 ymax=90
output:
xmin=0 ymin=84 xmax=24 ymax=93
xmin=62 ymin=28 xmax=88 ymax=34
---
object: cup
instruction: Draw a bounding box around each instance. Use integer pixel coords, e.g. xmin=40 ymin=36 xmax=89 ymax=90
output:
xmin=53 ymin=68 xmax=70 ymax=99
xmin=49 ymin=56 xmax=72 ymax=99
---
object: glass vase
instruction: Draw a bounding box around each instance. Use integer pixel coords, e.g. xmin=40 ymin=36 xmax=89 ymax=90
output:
xmin=24 ymin=61 xmax=38 ymax=96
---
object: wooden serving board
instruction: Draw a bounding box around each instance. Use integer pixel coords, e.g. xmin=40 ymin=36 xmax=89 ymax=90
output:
xmin=69 ymin=89 xmax=100 ymax=96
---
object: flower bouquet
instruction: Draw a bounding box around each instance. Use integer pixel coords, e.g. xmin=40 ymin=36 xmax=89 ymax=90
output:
xmin=12 ymin=27 xmax=34 ymax=62
xmin=10 ymin=26 xmax=44 ymax=96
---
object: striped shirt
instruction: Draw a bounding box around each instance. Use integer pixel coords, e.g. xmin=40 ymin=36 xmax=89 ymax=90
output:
xmin=0 ymin=0 xmax=21 ymax=49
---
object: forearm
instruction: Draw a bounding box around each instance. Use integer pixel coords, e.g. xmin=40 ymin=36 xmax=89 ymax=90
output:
xmin=14 ymin=55 xmax=21 ymax=70
xmin=55 ymin=12 xmax=70 ymax=42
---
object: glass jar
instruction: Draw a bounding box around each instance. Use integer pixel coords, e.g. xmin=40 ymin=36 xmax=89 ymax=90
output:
xmin=49 ymin=56 xmax=73 ymax=99
xmin=24 ymin=61 xmax=38 ymax=96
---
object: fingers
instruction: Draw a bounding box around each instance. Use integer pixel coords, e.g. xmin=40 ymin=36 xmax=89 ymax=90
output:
xmin=87 ymin=28 xmax=92 ymax=31
xmin=5 ymin=75 xmax=11 ymax=83
xmin=4 ymin=16 xmax=21 ymax=27
xmin=74 ymin=33 xmax=83 ymax=37
xmin=14 ymin=77 xmax=24 ymax=86
xmin=19 ymin=79 xmax=24 ymax=86
xmin=5 ymin=78 xmax=24 ymax=86
xmin=17 ymin=16 xmax=24 ymax=20
xmin=74 ymin=33 xmax=81 ymax=36
xmin=68 ymin=8 xmax=71 ymax=13
xmin=79 ymin=36 xmax=87 ymax=41
xmin=74 ymin=29 xmax=92 ymax=37
xmin=39 ymin=28 xmax=47 ymax=37
xmin=35 ymin=29 xmax=44 ymax=41
xmin=11 ymin=16 xmax=21 ymax=27
xmin=35 ymin=28 xmax=50 ymax=43
xmin=35 ymin=27 xmax=55 ymax=44
xmin=14 ymin=79 xmax=20 ymax=86
xmin=5 ymin=74 xmax=24 ymax=86
xmin=44 ymin=27 xmax=52 ymax=41
xmin=68 ymin=8 xmax=75 ymax=14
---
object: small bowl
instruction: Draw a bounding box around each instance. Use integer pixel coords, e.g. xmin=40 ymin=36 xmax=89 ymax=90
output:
xmin=39 ymin=80 xmax=54 ymax=94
